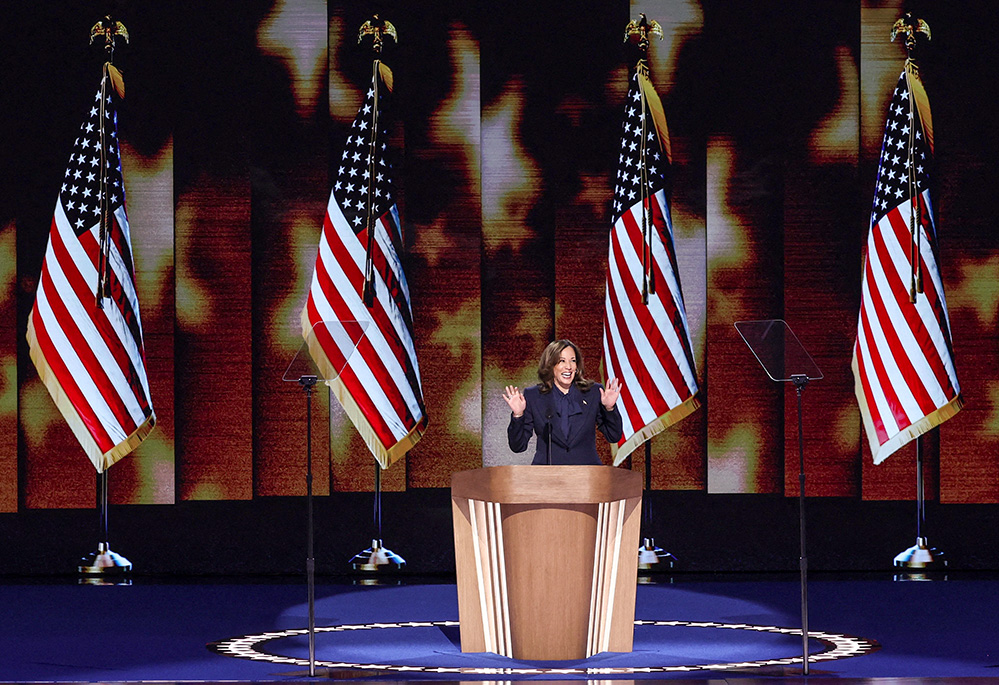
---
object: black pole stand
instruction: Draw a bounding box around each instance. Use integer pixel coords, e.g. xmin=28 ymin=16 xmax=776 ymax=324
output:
xmin=78 ymin=468 xmax=132 ymax=577
xmin=792 ymin=374 xmax=810 ymax=676
xmin=349 ymin=462 xmax=405 ymax=575
xmin=637 ymin=441 xmax=677 ymax=574
xmin=893 ymin=435 xmax=946 ymax=574
xmin=297 ymin=374 xmax=319 ymax=677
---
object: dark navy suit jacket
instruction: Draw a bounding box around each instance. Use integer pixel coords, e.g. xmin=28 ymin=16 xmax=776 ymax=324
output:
xmin=507 ymin=383 xmax=623 ymax=465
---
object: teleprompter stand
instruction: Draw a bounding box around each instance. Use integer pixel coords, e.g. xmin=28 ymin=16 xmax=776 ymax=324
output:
xmin=283 ymin=320 xmax=368 ymax=677
xmin=736 ymin=319 xmax=823 ymax=676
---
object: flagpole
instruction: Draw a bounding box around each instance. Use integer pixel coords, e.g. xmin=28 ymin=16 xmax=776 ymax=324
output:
xmin=349 ymin=16 xmax=405 ymax=578
xmin=887 ymin=13 xmax=946 ymax=575
xmin=624 ymin=16 xmax=676 ymax=576
xmin=78 ymin=15 xmax=132 ymax=580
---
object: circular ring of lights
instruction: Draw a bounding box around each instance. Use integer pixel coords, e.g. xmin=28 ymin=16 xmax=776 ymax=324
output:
xmin=209 ymin=618 xmax=879 ymax=675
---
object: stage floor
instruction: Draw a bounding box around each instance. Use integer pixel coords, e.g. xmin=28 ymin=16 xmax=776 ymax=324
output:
xmin=2 ymin=573 xmax=997 ymax=682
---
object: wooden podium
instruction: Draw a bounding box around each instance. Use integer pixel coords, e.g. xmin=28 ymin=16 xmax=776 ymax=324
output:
xmin=451 ymin=465 xmax=642 ymax=660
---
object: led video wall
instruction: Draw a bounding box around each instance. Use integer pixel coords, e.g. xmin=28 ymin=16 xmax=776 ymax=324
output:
xmin=1 ymin=0 xmax=996 ymax=514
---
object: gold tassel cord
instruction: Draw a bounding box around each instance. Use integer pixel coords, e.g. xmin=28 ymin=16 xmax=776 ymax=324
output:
xmin=361 ymin=59 xmax=381 ymax=309
xmin=96 ymin=63 xmax=112 ymax=309
xmin=625 ymin=15 xmax=666 ymax=306
xmin=904 ymin=61 xmax=924 ymax=302
xmin=892 ymin=14 xmax=931 ymax=303
xmin=89 ymin=16 xmax=128 ymax=310
xmin=634 ymin=62 xmax=673 ymax=305
xmin=358 ymin=16 xmax=397 ymax=310
xmin=637 ymin=61 xmax=653 ymax=304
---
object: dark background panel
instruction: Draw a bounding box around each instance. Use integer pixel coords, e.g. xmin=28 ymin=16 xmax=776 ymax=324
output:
xmin=171 ymin=1 xmax=263 ymax=501
xmin=0 ymin=220 xmax=15 ymax=513
xmin=781 ymin=2 xmax=863 ymax=498
xmin=2 ymin=490 xmax=998 ymax=575
xmin=388 ymin=3 xmax=483 ymax=488
xmin=250 ymin=0 xmax=333 ymax=497
xmin=926 ymin=2 xmax=999 ymax=505
xmin=700 ymin=4 xmax=786 ymax=496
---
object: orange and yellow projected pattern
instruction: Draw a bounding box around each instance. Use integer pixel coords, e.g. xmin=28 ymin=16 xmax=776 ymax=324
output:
xmin=2 ymin=1 xmax=996 ymax=512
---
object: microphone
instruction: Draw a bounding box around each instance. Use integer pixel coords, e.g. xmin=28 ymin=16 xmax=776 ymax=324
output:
xmin=545 ymin=406 xmax=553 ymax=466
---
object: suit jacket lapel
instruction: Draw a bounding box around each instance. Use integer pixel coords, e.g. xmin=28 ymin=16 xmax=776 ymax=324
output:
xmin=545 ymin=393 xmax=563 ymax=444
xmin=563 ymin=388 xmax=584 ymax=445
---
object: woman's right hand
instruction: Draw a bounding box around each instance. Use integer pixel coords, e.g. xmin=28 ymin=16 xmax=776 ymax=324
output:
xmin=502 ymin=385 xmax=526 ymax=418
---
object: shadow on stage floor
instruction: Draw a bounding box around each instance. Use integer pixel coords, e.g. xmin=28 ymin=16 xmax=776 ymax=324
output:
xmin=2 ymin=572 xmax=997 ymax=683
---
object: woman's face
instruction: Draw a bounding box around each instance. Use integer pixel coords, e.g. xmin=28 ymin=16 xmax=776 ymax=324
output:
xmin=553 ymin=346 xmax=577 ymax=392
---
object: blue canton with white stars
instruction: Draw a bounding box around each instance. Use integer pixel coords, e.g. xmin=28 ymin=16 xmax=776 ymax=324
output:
xmin=612 ymin=73 xmax=668 ymax=223
xmin=61 ymin=88 xmax=124 ymax=238
xmin=872 ymin=70 xmax=930 ymax=229
xmin=334 ymin=81 xmax=395 ymax=235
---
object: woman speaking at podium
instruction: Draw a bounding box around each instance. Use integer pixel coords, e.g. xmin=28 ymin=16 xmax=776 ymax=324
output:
xmin=502 ymin=339 xmax=622 ymax=465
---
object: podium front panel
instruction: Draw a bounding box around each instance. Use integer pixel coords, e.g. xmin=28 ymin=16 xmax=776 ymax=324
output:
xmin=451 ymin=465 xmax=641 ymax=661
xmin=503 ymin=503 xmax=597 ymax=660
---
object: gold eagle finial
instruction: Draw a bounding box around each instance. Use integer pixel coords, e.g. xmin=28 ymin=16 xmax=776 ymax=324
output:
xmin=90 ymin=15 xmax=129 ymax=50
xmin=358 ymin=15 xmax=397 ymax=52
xmin=624 ymin=13 xmax=663 ymax=47
xmin=891 ymin=13 xmax=931 ymax=52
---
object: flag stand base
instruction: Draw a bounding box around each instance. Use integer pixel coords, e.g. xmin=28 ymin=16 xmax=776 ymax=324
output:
xmin=350 ymin=539 xmax=405 ymax=572
xmin=78 ymin=541 xmax=132 ymax=575
xmin=638 ymin=537 xmax=677 ymax=572
xmin=894 ymin=536 xmax=946 ymax=569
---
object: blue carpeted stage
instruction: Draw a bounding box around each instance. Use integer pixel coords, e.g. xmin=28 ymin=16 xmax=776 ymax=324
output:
xmin=3 ymin=575 xmax=996 ymax=681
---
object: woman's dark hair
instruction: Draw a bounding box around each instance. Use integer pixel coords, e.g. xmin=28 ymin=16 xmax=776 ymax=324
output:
xmin=536 ymin=339 xmax=594 ymax=394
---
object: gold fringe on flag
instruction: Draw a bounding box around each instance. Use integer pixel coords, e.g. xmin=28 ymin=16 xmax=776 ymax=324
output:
xmin=904 ymin=60 xmax=933 ymax=154
xmin=903 ymin=59 xmax=932 ymax=300
xmin=378 ymin=62 xmax=394 ymax=93
xmin=636 ymin=65 xmax=671 ymax=165
xmin=610 ymin=394 xmax=700 ymax=466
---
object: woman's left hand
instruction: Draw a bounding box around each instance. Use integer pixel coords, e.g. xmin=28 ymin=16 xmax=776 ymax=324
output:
xmin=600 ymin=377 xmax=622 ymax=409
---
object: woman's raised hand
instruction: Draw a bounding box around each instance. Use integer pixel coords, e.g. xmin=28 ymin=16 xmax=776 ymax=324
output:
xmin=502 ymin=385 xmax=527 ymax=417
xmin=600 ymin=377 xmax=622 ymax=409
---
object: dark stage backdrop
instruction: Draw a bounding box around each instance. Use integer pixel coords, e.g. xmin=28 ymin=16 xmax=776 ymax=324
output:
xmin=1 ymin=0 xmax=998 ymax=572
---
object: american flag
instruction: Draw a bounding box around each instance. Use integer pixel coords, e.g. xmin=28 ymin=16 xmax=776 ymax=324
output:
xmin=601 ymin=68 xmax=699 ymax=465
xmin=852 ymin=64 xmax=962 ymax=465
xmin=301 ymin=64 xmax=426 ymax=468
xmin=26 ymin=71 xmax=155 ymax=472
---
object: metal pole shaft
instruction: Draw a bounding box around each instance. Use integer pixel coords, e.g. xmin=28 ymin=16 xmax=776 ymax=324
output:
xmin=99 ymin=468 xmax=109 ymax=545
xmin=915 ymin=435 xmax=924 ymax=540
xmin=374 ymin=461 xmax=382 ymax=541
xmin=644 ymin=441 xmax=653 ymax=531
xmin=796 ymin=383 xmax=809 ymax=675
